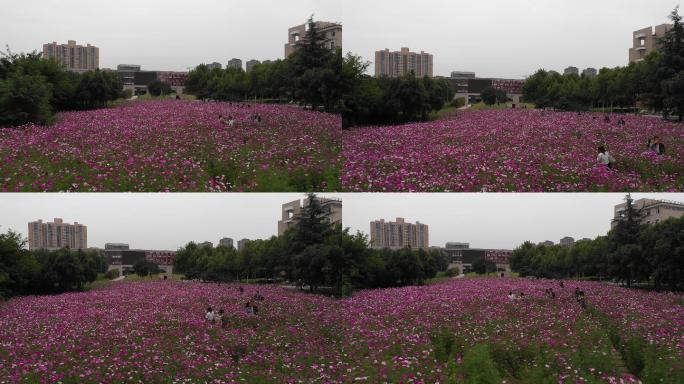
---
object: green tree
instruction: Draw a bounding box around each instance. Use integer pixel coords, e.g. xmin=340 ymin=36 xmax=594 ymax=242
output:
xmin=134 ymin=259 xmax=160 ymax=277
xmin=481 ymin=87 xmax=506 ymax=105
xmin=147 ymin=79 xmax=172 ymax=97
xmin=608 ymin=194 xmax=646 ymax=287
xmin=472 ymin=258 xmax=497 ymax=275
xmin=655 ymin=7 xmax=684 ymax=120
xmin=0 ymin=230 xmax=40 ymax=297
xmin=75 ymin=69 xmax=122 ymax=109
xmin=0 ymin=72 xmax=53 ymax=125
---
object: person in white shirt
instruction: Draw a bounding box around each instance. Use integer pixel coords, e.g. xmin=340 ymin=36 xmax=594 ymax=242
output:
xmin=205 ymin=307 xmax=215 ymax=323
xmin=597 ymin=146 xmax=616 ymax=170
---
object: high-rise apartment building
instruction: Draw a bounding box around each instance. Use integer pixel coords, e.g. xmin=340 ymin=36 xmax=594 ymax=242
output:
xmin=227 ymin=58 xmax=243 ymax=70
xmin=629 ymin=24 xmax=673 ymax=63
xmin=370 ymin=218 xmax=429 ymax=250
xmin=219 ymin=237 xmax=234 ymax=248
xmin=284 ymin=21 xmax=342 ymax=58
xmin=237 ymin=239 xmax=250 ymax=251
xmin=246 ymin=59 xmax=261 ymax=72
xmin=612 ymin=198 xmax=684 ymax=228
xmin=559 ymin=237 xmax=575 ymax=247
xmin=43 ymin=40 xmax=99 ymax=73
xmin=206 ymin=62 xmax=222 ymax=70
xmin=582 ymin=68 xmax=598 ymax=78
xmin=28 ymin=218 xmax=87 ymax=251
xmin=375 ymin=47 xmax=433 ymax=78
xmin=278 ymin=197 xmax=343 ymax=236
xmin=563 ymin=66 xmax=579 ymax=76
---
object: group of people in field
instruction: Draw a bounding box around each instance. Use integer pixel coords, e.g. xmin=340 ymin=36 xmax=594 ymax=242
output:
xmin=506 ymin=280 xmax=588 ymax=310
xmin=204 ymin=287 xmax=266 ymax=328
xmin=217 ymin=102 xmax=264 ymax=128
xmin=595 ymin=115 xmax=667 ymax=171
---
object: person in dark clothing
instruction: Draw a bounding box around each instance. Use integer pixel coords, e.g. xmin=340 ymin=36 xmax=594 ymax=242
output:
xmin=649 ymin=136 xmax=666 ymax=155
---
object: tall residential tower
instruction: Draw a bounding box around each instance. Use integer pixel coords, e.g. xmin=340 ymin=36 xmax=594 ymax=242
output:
xmin=370 ymin=217 xmax=429 ymax=250
xmin=375 ymin=47 xmax=433 ymax=78
xmin=43 ymin=40 xmax=99 ymax=73
xmin=28 ymin=218 xmax=87 ymax=251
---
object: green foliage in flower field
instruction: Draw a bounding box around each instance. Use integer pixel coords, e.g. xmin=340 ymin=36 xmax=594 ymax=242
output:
xmin=2 ymin=277 xmax=683 ymax=382
xmin=455 ymin=344 xmax=503 ymax=383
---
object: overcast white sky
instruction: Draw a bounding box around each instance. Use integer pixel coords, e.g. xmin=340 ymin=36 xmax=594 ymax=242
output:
xmin=2 ymin=193 xmax=682 ymax=251
xmin=0 ymin=0 xmax=341 ymax=71
xmin=344 ymin=0 xmax=679 ymax=78
xmin=2 ymin=1 xmax=676 ymax=76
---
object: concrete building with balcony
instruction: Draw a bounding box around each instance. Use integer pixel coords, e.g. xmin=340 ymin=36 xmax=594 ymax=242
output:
xmin=437 ymin=245 xmax=512 ymax=273
xmin=227 ymin=58 xmax=243 ymax=70
xmin=629 ymin=24 xmax=673 ymax=63
xmin=448 ymin=71 xmax=476 ymax=95
xmin=104 ymin=244 xmax=175 ymax=277
xmin=447 ymin=75 xmax=526 ymax=105
xmin=43 ymin=40 xmax=99 ymax=73
xmin=28 ymin=218 xmax=87 ymax=251
xmin=206 ymin=62 xmax=222 ymax=70
xmin=198 ymin=241 xmax=213 ymax=248
xmin=612 ymin=198 xmax=684 ymax=228
xmin=278 ymin=197 xmax=343 ymax=236
xmin=246 ymin=59 xmax=261 ymax=72
xmin=370 ymin=218 xmax=429 ymax=250
xmin=375 ymin=47 xmax=433 ymax=78
xmin=560 ymin=237 xmax=575 ymax=247
xmin=117 ymin=66 xmax=188 ymax=95
xmin=219 ymin=237 xmax=234 ymax=248
xmin=539 ymin=240 xmax=555 ymax=247
xmin=117 ymin=64 xmax=141 ymax=85
xmin=285 ymin=21 xmax=342 ymax=58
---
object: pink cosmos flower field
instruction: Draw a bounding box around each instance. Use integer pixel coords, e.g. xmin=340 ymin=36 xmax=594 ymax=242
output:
xmin=1 ymin=278 xmax=682 ymax=383
xmin=342 ymin=110 xmax=684 ymax=192
xmin=0 ymin=100 xmax=341 ymax=192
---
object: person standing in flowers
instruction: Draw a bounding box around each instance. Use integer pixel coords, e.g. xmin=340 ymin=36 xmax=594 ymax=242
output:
xmin=648 ymin=136 xmax=666 ymax=155
xmin=205 ymin=307 xmax=216 ymax=323
xmin=597 ymin=146 xmax=616 ymax=170
xmin=220 ymin=310 xmax=229 ymax=329
xmin=244 ymin=302 xmax=254 ymax=315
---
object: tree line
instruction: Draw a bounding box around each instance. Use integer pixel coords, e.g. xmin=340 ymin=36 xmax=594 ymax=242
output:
xmin=0 ymin=230 xmax=108 ymax=298
xmin=174 ymin=194 xmax=448 ymax=296
xmin=339 ymin=53 xmax=455 ymax=127
xmin=523 ymin=7 xmax=684 ymax=120
xmin=185 ymin=17 xmax=341 ymax=113
xmin=510 ymin=195 xmax=684 ymax=291
xmin=0 ymin=48 xmax=123 ymax=126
